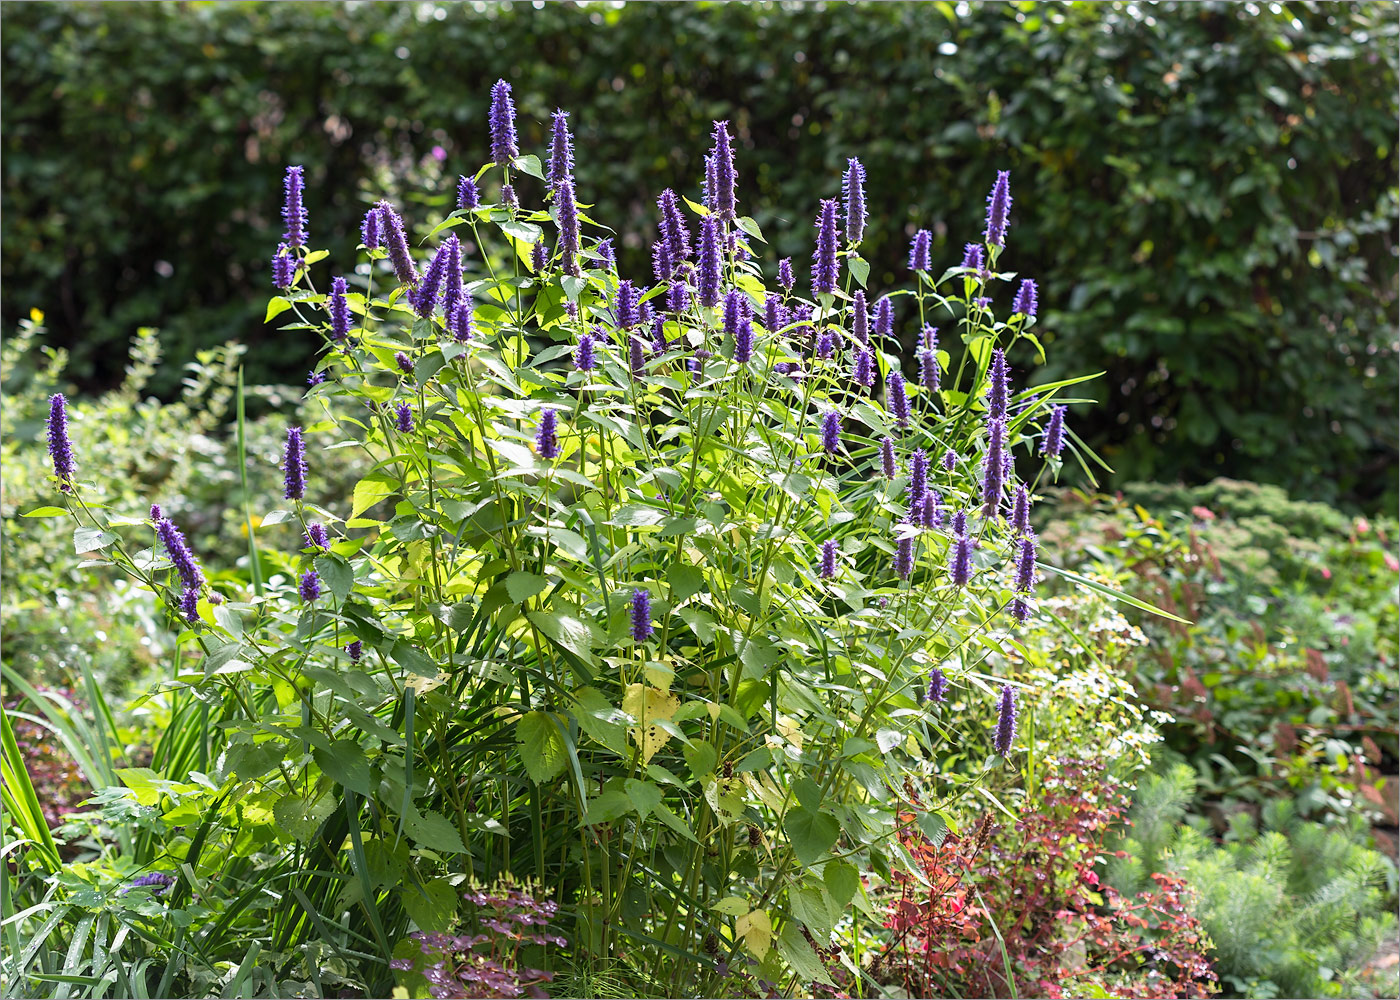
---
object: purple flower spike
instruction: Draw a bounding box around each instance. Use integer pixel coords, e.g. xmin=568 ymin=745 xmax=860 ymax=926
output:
xmin=886 ymin=370 xmax=910 ymax=428
xmin=299 ymin=569 xmax=321 ymax=604
xmin=926 ymin=667 xmax=948 ymax=704
xmin=441 ymin=235 xmax=465 ymax=320
xmin=952 ymin=509 xmax=967 ymax=536
xmin=816 ymin=330 xmax=835 ymax=360
xmin=546 ymin=109 xmax=574 ymax=192
xmin=395 ymin=402 xmax=414 ymax=433
xmin=709 ymin=121 xmax=738 ymax=221
xmin=1013 ymin=278 xmax=1038 ymax=318
xmin=657 ymin=189 xmax=691 ymax=272
xmin=46 ymin=393 xmax=74 ymax=492
xmin=488 ymin=79 xmax=519 ymax=165
xmin=894 ymin=535 xmax=915 ymax=580
xmin=703 ymin=153 xmax=718 ymax=213
xmin=1042 ymin=405 xmax=1067 ymax=457
xmin=595 ymin=237 xmax=615 ymax=270
xmin=180 ymin=586 xmax=200 ymax=624
xmin=777 ymin=257 xmax=794 ymax=292
xmin=874 ymin=296 xmax=894 ymax=340
xmin=811 ymin=199 xmax=839 ymax=295
xmin=536 ymin=408 xmax=560 ymax=459
xmin=123 ymin=872 xmax=175 ymax=896
xmin=984 ymin=170 xmax=1012 ymax=248
xmin=987 ymin=349 xmax=1010 ymax=421
xmin=411 ymin=242 xmax=450 ymax=318
xmin=156 ymin=518 xmax=204 ymax=591
xmin=843 ymin=157 xmax=867 ymax=243
xmin=982 ymin=418 xmax=1006 ymax=518
xmin=942 ymin=449 xmax=957 ymax=472
xmin=820 ymin=539 xmax=838 ymax=580
xmin=457 ymin=175 xmax=480 ymax=211
xmin=923 ymin=325 xmax=938 ymax=351
xmin=918 ymin=343 xmax=940 ymax=395
xmin=950 ymin=534 xmax=974 ymax=587
xmin=328 ymin=276 xmax=351 ymax=342
xmin=630 ymin=588 xmax=653 ymax=643
xmin=667 ymin=280 xmax=690 ymax=314
xmin=1011 ymin=596 xmax=1031 ymax=624
xmin=909 ymin=229 xmax=932 ymax=272
xmin=851 ymin=290 xmax=869 ymax=345
xmin=723 ymin=290 xmax=744 ymax=339
xmin=395 ymin=351 xmax=413 ymax=376
xmin=734 ymin=318 xmax=754 ymax=364
xmin=532 ymin=240 xmax=549 ymax=273
xmin=821 ymin=410 xmax=842 ymax=455
xmin=377 ymin=202 xmax=419 ymax=286
xmin=616 ymin=280 xmax=641 ymax=329
xmin=271 ymin=244 xmax=296 ymax=289
xmin=1011 ymin=484 xmax=1032 ymax=535
xmin=347 ymin=640 xmax=363 ymax=662
xmin=993 ymin=684 xmax=1018 ymax=755
xmin=448 ymin=297 xmax=475 ymax=343
xmin=501 ymin=183 xmax=518 ymax=212
xmin=574 ymin=331 xmax=596 ymax=371
xmin=556 ymin=180 xmax=581 ymax=278
xmin=283 ymin=426 xmax=307 ymax=500
xmin=880 ymin=436 xmax=898 ymax=478
xmin=961 ymin=243 xmax=985 ymax=273
xmin=908 ymin=449 xmax=929 ymax=507
xmin=651 ymin=315 xmax=669 ymax=354
xmin=1014 ymin=533 xmax=1037 ymax=593
xmin=361 ymin=207 xmax=381 ymax=249
xmin=697 ymin=216 xmax=721 ymax=308
xmin=629 ymin=333 xmax=646 ymax=376
xmin=281 ymin=165 xmax=308 ymax=248
xmin=919 ymin=491 xmax=942 ymax=530
xmin=305 ymin=522 xmax=330 ymax=552
xmin=149 ymin=503 xmax=162 ymax=521
xmin=853 ymin=348 xmax=874 ymax=389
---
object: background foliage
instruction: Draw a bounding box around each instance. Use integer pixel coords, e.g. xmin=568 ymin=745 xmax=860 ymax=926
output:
xmin=3 ymin=0 xmax=1396 ymax=507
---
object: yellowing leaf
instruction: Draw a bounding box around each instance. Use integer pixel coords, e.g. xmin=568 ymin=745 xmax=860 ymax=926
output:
xmin=622 ymin=684 xmax=679 ymax=764
xmin=735 ymin=909 xmax=772 ymax=959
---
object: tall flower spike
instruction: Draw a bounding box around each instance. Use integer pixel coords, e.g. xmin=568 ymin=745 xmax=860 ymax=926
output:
xmin=734 ymin=317 xmax=754 ymax=364
xmin=667 ymin=280 xmax=690 ymax=314
xmin=874 ymin=296 xmax=894 ymax=340
xmin=448 ymin=293 xmax=475 ymax=343
xmin=651 ymin=314 xmax=668 ymax=354
xmin=361 ymin=207 xmax=381 ymax=249
xmin=281 ymin=165 xmax=308 ymax=248
xmin=299 ymin=569 xmax=322 ymax=604
xmin=811 ymin=198 xmax=839 ymax=295
xmin=919 ymin=491 xmax=942 ymax=530
xmin=943 ymin=448 xmax=957 ymax=472
xmin=149 ymin=503 xmax=162 ymax=521
xmin=816 ymin=330 xmax=835 ymax=360
xmin=1042 ymin=405 xmax=1067 ymax=457
xmin=962 ymin=242 xmax=985 ymax=273
xmin=1011 ymin=484 xmax=1032 ymax=535
xmin=347 ymin=640 xmax=363 ymax=663
xmin=764 ymin=293 xmax=784 ymax=333
xmin=271 ymin=244 xmax=296 ymax=289
xmin=532 ymin=240 xmax=549 ymax=273
xmin=1014 ymin=533 xmax=1037 ymax=594
xmin=851 ymin=290 xmax=869 ymax=345
xmin=1013 ymin=278 xmax=1038 ymax=318
xmin=777 ymin=258 xmax=794 ymax=292
xmin=546 ymin=109 xmax=574 ymax=192
xmin=723 ymin=290 xmax=744 ymax=339
xmin=441 ymin=235 xmax=465 ymax=321
xmin=595 ymin=237 xmax=615 ymax=270
xmin=697 ymin=215 xmax=721 ymax=308
xmin=887 ymin=370 xmax=911 ymax=428
xmin=395 ymin=352 xmax=413 ymax=376
xmin=501 ymin=184 xmax=518 ymax=212
xmin=457 ymin=175 xmax=479 ymax=211
xmin=918 ymin=337 xmax=940 ymax=394
xmin=709 ymin=121 xmax=737 ymax=221
xmin=616 ymin=280 xmax=641 ymax=329
xmin=843 ymin=157 xmax=867 ymax=243
xmin=629 ymin=333 xmax=646 ymax=376
xmin=987 ymin=349 xmax=1010 ymax=421
xmin=950 ymin=534 xmax=974 ymax=588
xmin=909 ymin=229 xmax=932 ymax=272
xmin=283 ymin=426 xmax=307 ymax=500
xmin=488 ymin=79 xmax=519 ymax=165
xmin=819 ymin=539 xmax=838 ymax=580
xmin=853 ymin=348 xmax=874 ymax=389
xmin=908 ymin=449 xmax=929 ymax=508
xmin=536 ymin=408 xmax=560 ymax=459
xmin=821 ymin=410 xmax=842 ymax=455
xmin=894 ymin=535 xmax=915 ymax=580
xmin=328 ymin=276 xmax=351 ymax=342
xmin=156 ymin=518 xmax=204 ymax=591
xmin=305 ymin=522 xmax=330 ymax=552
xmin=411 ymin=241 xmax=450 ymax=318
xmin=180 ymin=586 xmax=200 ymax=624
xmin=927 ymin=667 xmax=948 ymax=704
xmin=703 ymin=154 xmax=718 ymax=213
xmin=982 ymin=418 xmax=1007 ymax=519
xmin=395 ymin=402 xmax=413 ymax=432
xmin=984 ymin=170 xmax=1012 ymax=248
xmin=880 ymin=436 xmax=898 ymax=478
xmin=556 ymin=180 xmax=581 ymax=278
xmin=657 ymin=189 xmax=691 ymax=271
xmin=993 ymin=684 xmax=1018 ymax=755
xmin=377 ymin=202 xmax=419 ymax=286
xmin=46 ymin=393 xmax=74 ymax=491
xmin=630 ymin=588 xmax=653 ymax=642
xmin=574 ymin=331 xmax=596 ymax=371
xmin=952 ymin=509 xmax=967 ymax=536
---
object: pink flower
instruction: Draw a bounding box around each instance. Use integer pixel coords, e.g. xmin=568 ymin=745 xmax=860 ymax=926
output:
xmin=1191 ymin=505 xmax=1215 ymax=521
xmin=431 ymin=145 xmax=447 ymax=162
xmin=1384 ymin=552 xmax=1399 ymax=573
xmin=1321 ymin=566 xmax=1332 ymax=580
xmin=1356 ymin=516 xmax=1371 ymax=534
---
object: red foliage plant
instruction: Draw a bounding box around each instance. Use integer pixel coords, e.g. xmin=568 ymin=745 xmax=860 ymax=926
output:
xmin=876 ymin=758 xmax=1218 ymax=999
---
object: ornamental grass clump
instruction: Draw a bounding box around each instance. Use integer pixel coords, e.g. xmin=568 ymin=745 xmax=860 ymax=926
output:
xmin=26 ymin=79 xmax=1117 ymax=998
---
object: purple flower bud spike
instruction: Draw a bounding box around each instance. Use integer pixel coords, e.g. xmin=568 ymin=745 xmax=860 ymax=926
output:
xmin=1011 ymin=484 xmax=1032 ymax=536
xmin=536 ymin=408 xmax=560 ymax=459
xmin=630 ymin=588 xmax=653 ymax=642
xmin=305 ymin=522 xmax=330 ymax=552
xmin=821 ymin=410 xmax=842 ymax=455
xmin=47 ymin=393 xmax=74 ymax=492
xmin=489 ymin=79 xmax=519 ymax=165
xmin=854 ymin=348 xmax=874 ymax=389
xmin=1042 ymin=405 xmax=1067 ymax=457
xmin=457 ymin=175 xmax=480 ymax=211
xmin=984 ymin=170 xmax=1012 ymax=249
xmin=894 ymin=535 xmax=915 ymax=580
xmin=926 ymin=667 xmax=948 ymax=704
xmin=546 ymin=109 xmax=574 ymax=192
xmin=1013 ymin=278 xmax=1038 ymax=318
xmin=820 ymin=539 xmax=838 ymax=580
xmin=556 ymin=180 xmax=581 ymax=277
xmin=328 ymin=276 xmax=351 ymax=342
xmin=697 ymin=216 xmax=721 ymax=308
xmin=281 ymin=165 xmax=308 ymax=248
xmin=299 ymin=569 xmax=322 ymax=604
xmin=993 ymin=683 xmax=1018 ymax=755
xmin=395 ymin=402 xmax=414 ymax=432
xmin=843 ymin=157 xmax=866 ymax=243
xmin=709 ymin=121 xmax=738 ymax=221
xmin=283 ymin=426 xmax=307 ymax=500
xmin=880 ymin=437 xmax=898 ymax=478
xmin=271 ymin=244 xmax=296 ymax=289
xmin=778 ymin=258 xmax=794 ymax=292
xmin=950 ymin=534 xmax=974 ymax=588
xmin=377 ymin=201 xmax=419 ymax=286
xmin=157 ymin=518 xmax=204 ymax=591
xmin=361 ymin=208 xmax=381 ymax=249
xmin=909 ymin=229 xmax=932 ymax=272
xmin=887 ymin=370 xmax=911 ymax=428
xmin=811 ymin=199 xmax=839 ymax=295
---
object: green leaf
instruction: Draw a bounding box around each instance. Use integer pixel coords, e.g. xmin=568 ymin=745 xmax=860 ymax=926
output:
xmin=777 ymin=921 xmax=835 ymax=986
xmin=404 ymin=808 xmax=467 ymax=854
xmin=527 ymin=610 xmax=601 ymax=662
xmin=875 ymin=728 xmax=903 ymax=754
xmin=1040 ymin=562 xmax=1192 ymax=624
xmin=501 ymin=220 xmax=543 ymax=244
xmin=683 ymin=741 xmax=717 ymax=780
xmin=260 ymin=509 xmax=295 ymax=525
xmin=612 ymin=503 xmax=665 ymax=527
xmin=351 ymin=472 xmax=398 ymax=519
xmin=916 ymin=811 xmax=948 ymax=845
xmin=511 ymin=154 xmax=545 ymax=181
xmin=734 ymin=216 xmax=767 ymax=243
xmin=314 ymin=555 xmax=354 ymax=603
xmin=73 ymin=527 xmax=116 ymax=554
xmin=505 ymin=571 xmax=548 ymax=604
xmin=391 ymin=641 xmax=437 ymax=677
xmin=401 ymin=879 xmax=458 ymax=932
xmin=624 ymin=778 xmax=662 ymax=819
xmin=823 ymin=860 xmax=860 ymax=909
xmin=516 ymin=711 xmax=568 ymax=784
xmin=668 ymin=562 xmax=705 ymax=604
xmin=265 ymin=297 xmax=292 ymax=323
xmin=572 ymin=687 xmax=628 ymax=756
xmin=313 ymin=740 xmax=373 ymax=796
xmin=273 ymin=794 xmax=335 ymax=842
xmin=847 ymin=255 xmax=870 ymax=288
xmin=582 ymin=789 xmax=634 ymax=826
xmin=713 ymin=895 xmax=749 ymax=916
xmin=652 ymin=802 xmax=699 ymax=842
xmin=784 ymin=806 xmax=840 ymax=866
xmin=21 ymin=506 xmax=68 ymax=518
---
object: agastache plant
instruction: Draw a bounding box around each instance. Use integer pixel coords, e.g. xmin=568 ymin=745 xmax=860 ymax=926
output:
xmin=46 ymin=393 xmax=74 ymax=492
xmin=52 ymin=80 xmax=1108 ymax=996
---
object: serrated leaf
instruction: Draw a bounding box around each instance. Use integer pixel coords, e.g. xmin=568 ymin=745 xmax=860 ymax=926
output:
xmin=735 ymin=909 xmax=772 ymax=959
xmin=73 ymin=526 xmax=116 ymax=554
xmin=624 ymin=778 xmax=662 ymax=819
xmin=784 ymin=806 xmax=840 ymax=865
xmin=315 ymin=555 xmax=354 ymax=603
xmin=875 ymin=728 xmax=903 ymax=754
xmin=273 ymin=794 xmax=335 ymax=842
xmin=351 ymin=472 xmax=398 ymax=519
xmin=501 ymin=220 xmax=543 ymax=244
xmin=505 ymin=571 xmax=548 ymax=604
xmin=581 ymin=789 xmax=633 ymax=826
xmin=778 ymin=921 xmax=834 ymax=986
xmin=683 ymin=741 xmax=717 ymax=781
xmin=260 ymin=509 xmax=295 ymax=525
xmin=713 ymin=895 xmax=749 ymax=916
xmin=527 ymin=610 xmax=601 ymax=662
xmin=401 ymin=878 xmax=458 ymax=933
xmin=824 ymin=860 xmax=861 ymax=909
xmin=313 ymin=740 xmax=373 ymax=796
xmin=668 ymin=562 xmax=705 ymax=604
xmin=516 ymin=711 xmax=568 ymax=784
xmin=404 ymin=807 xmax=467 ymax=854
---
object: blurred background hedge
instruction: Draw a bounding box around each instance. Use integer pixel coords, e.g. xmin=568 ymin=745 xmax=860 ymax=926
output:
xmin=3 ymin=0 xmax=1396 ymax=509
